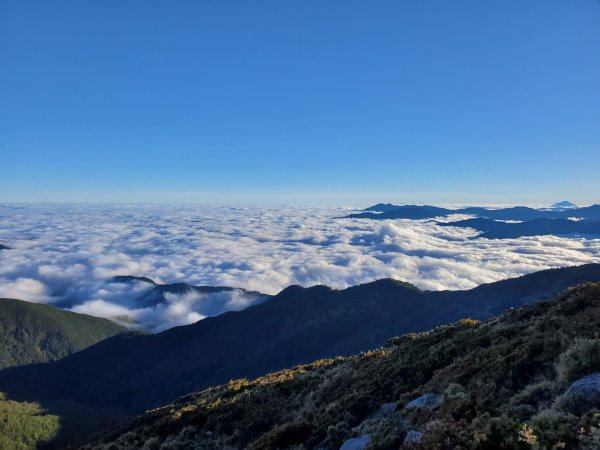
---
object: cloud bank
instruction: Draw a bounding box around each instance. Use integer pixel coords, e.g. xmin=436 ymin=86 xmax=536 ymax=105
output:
xmin=0 ymin=204 xmax=599 ymax=331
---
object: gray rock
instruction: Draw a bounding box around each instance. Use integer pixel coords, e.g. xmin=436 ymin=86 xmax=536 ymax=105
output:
xmin=564 ymin=372 xmax=600 ymax=413
xmin=405 ymin=393 xmax=443 ymax=410
xmin=379 ymin=401 xmax=398 ymax=414
xmin=404 ymin=430 xmax=423 ymax=444
xmin=340 ymin=434 xmax=371 ymax=450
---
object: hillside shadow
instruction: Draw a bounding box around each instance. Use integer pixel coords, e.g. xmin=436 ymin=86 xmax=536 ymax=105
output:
xmin=0 ymin=367 xmax=129 ymax=449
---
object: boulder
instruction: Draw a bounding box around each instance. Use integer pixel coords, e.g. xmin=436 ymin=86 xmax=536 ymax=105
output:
xmin=340 ymin=434 xmax=371 ymax=450
xmin=405 ymin=393 xmax=443 ymax=410
xmin=379 ymin=402 xmax=398 ymax=414
xmin=564 ymin=372 xmax=600 ymax=413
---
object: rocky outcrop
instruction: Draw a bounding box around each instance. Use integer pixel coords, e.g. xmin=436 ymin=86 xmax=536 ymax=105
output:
xmin=563 ymin=372 xmax=600 ymax=413
xmin=405 ymin=393 xmax=443 ymax=410
xmin=340 ymin=434 xmax=371 ymax=450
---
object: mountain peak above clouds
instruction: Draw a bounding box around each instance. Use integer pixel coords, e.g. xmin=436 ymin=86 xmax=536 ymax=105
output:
xmin=550 ymin=200 xmax=579 ymax=210
xmin=111 ymin=275 xmax=157 ymax=286
xmin=69 ymin=277 xmax=272 ymax=332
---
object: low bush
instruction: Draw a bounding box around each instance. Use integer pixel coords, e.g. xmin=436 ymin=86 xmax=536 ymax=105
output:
xmin=556 ymin=338 xmax=600 ymax=386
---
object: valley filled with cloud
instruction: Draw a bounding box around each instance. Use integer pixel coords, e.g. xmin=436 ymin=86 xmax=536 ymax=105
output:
xmin=1 ymin=203 xmax=599 ymax=331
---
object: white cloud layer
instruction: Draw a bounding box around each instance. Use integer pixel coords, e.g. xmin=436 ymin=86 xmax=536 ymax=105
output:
xmin=1 ymin=204 xmax=599 ymax=331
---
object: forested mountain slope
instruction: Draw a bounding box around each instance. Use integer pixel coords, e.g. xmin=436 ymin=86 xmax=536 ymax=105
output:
xmin=81 ymin=282 xmax=600 ymax=449
xmin=0 ymin=298 xmax=125 ymax=369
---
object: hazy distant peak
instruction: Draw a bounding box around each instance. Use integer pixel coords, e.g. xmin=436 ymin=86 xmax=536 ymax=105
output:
xmin=551 ymin=200 xmax=578 ymax=209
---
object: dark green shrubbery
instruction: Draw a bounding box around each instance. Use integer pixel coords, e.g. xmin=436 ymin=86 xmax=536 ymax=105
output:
xmin=529 ymin=408 xmax=578 ymax=449
xmin=556 ymin=338 xmax=600 ymax=386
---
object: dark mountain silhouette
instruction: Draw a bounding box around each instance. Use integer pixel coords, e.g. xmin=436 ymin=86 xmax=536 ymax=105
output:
xmin=568 ymin=204 xmax=600 ymax=218
xmin=112 ymin=275 xmax=157 ymax=285
xmin=80 ymin=282 xmax=600 ymax=450
xmin=0 ymin=298 xmax=125 ymax=369
xmin=110 ymin=275 xmax=269 ymax=308
xmin=349 ymin=205 xmax=453 ymax=220
xmin=0 ymin=244 xmax=9 ymax=250
xmin=348 ymin=203 xmax=600 ymax=221
xmin=363 ymin=203 xmax=410 ymax=212
xmin=88 ymin=276 xmax=271 ymax=328
xmin=440 ymin=218 xmax=600 ymax=239
xmin=1 ymin=264 xmax=600 ymax=427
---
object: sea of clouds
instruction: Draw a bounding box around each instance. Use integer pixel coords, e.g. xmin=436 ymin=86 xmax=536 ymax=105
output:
xmin=1 ymin=203 xmax=599 ymax=331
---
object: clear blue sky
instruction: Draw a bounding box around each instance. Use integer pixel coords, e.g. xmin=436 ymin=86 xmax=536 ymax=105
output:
xmin=1 ymin=1 xmax=599 ymax=204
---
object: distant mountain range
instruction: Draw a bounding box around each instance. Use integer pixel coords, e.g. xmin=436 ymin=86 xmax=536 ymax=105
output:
xmin=80 ymin=282 xmax=600 ymax=450
xmin=67 ymin=276 xmax=271 ymax=330
xmin=1 ymin=263 xmax=599 ymax=442
xmin=347 ymin=203 xmax=600 ymax=239
xmin=439 ymin=217 xmax=600 ymax=239
xmin=348 ymin=202 xmax=600 ymax=221
xmin=109 ymin=276 xmax=269 ymax=310
xmin=0 ymin=298 xmax=125 ymax=369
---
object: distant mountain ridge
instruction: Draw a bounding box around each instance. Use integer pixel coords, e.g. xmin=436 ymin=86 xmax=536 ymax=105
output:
xmin=68 ymin=276 xmax=273 ymax=330
xmin=2 ymin=263 xmax=600 ymax=428
xmin=108 ymin=275 xmax=270 ymax=310
xmin=349 ymin=203 xmax=600 ymax=221
xmin=439 ymin=217 xmax=600 ymax=239
xmin=363 ymin=203 xmax=415 ymax=213
xmin=0 ymin=298 xmax=125 ymax=369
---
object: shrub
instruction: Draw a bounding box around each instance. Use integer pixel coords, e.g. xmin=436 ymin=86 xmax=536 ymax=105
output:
xmin=511 ymin=380 xmax=555 ymax=407
xmin=556 ymin=339 xmax=600 ymax=386
xmin=142 ymin=437 xmax=161 ymax=450
xmin=322 ymin=421 xmax=351 ymax=448
xmin=579 ymin=426 xmax=600 ymax=450
xmin=578 ymin=413 xmax=600 ymax=450
xmin=247 ymin=421 xmax=312 ymax=450
xmin=530 ymin=408 xmax=578 ymax=449
xmin=444 ymin=383 xmax=467 ymax=401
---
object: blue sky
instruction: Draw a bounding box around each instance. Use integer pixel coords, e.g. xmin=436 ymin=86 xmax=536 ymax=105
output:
xmin=1 ymin=1 xmax=599 ymax=204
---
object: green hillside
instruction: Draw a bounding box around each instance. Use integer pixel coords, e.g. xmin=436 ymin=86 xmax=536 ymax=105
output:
xmin=0 ymin=392 xmax=59 ymax=450
xmin=0 ymin=298 xmax=125 ymax=369
xmin=81 ymin=283 xmax=600 ymax=449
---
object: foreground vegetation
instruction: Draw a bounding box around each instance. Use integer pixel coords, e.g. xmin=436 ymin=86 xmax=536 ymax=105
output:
xmin=81 ymin=283 xmax=600 ymax=449
xmin=0 ymin=392 xmax=60 ymax=450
